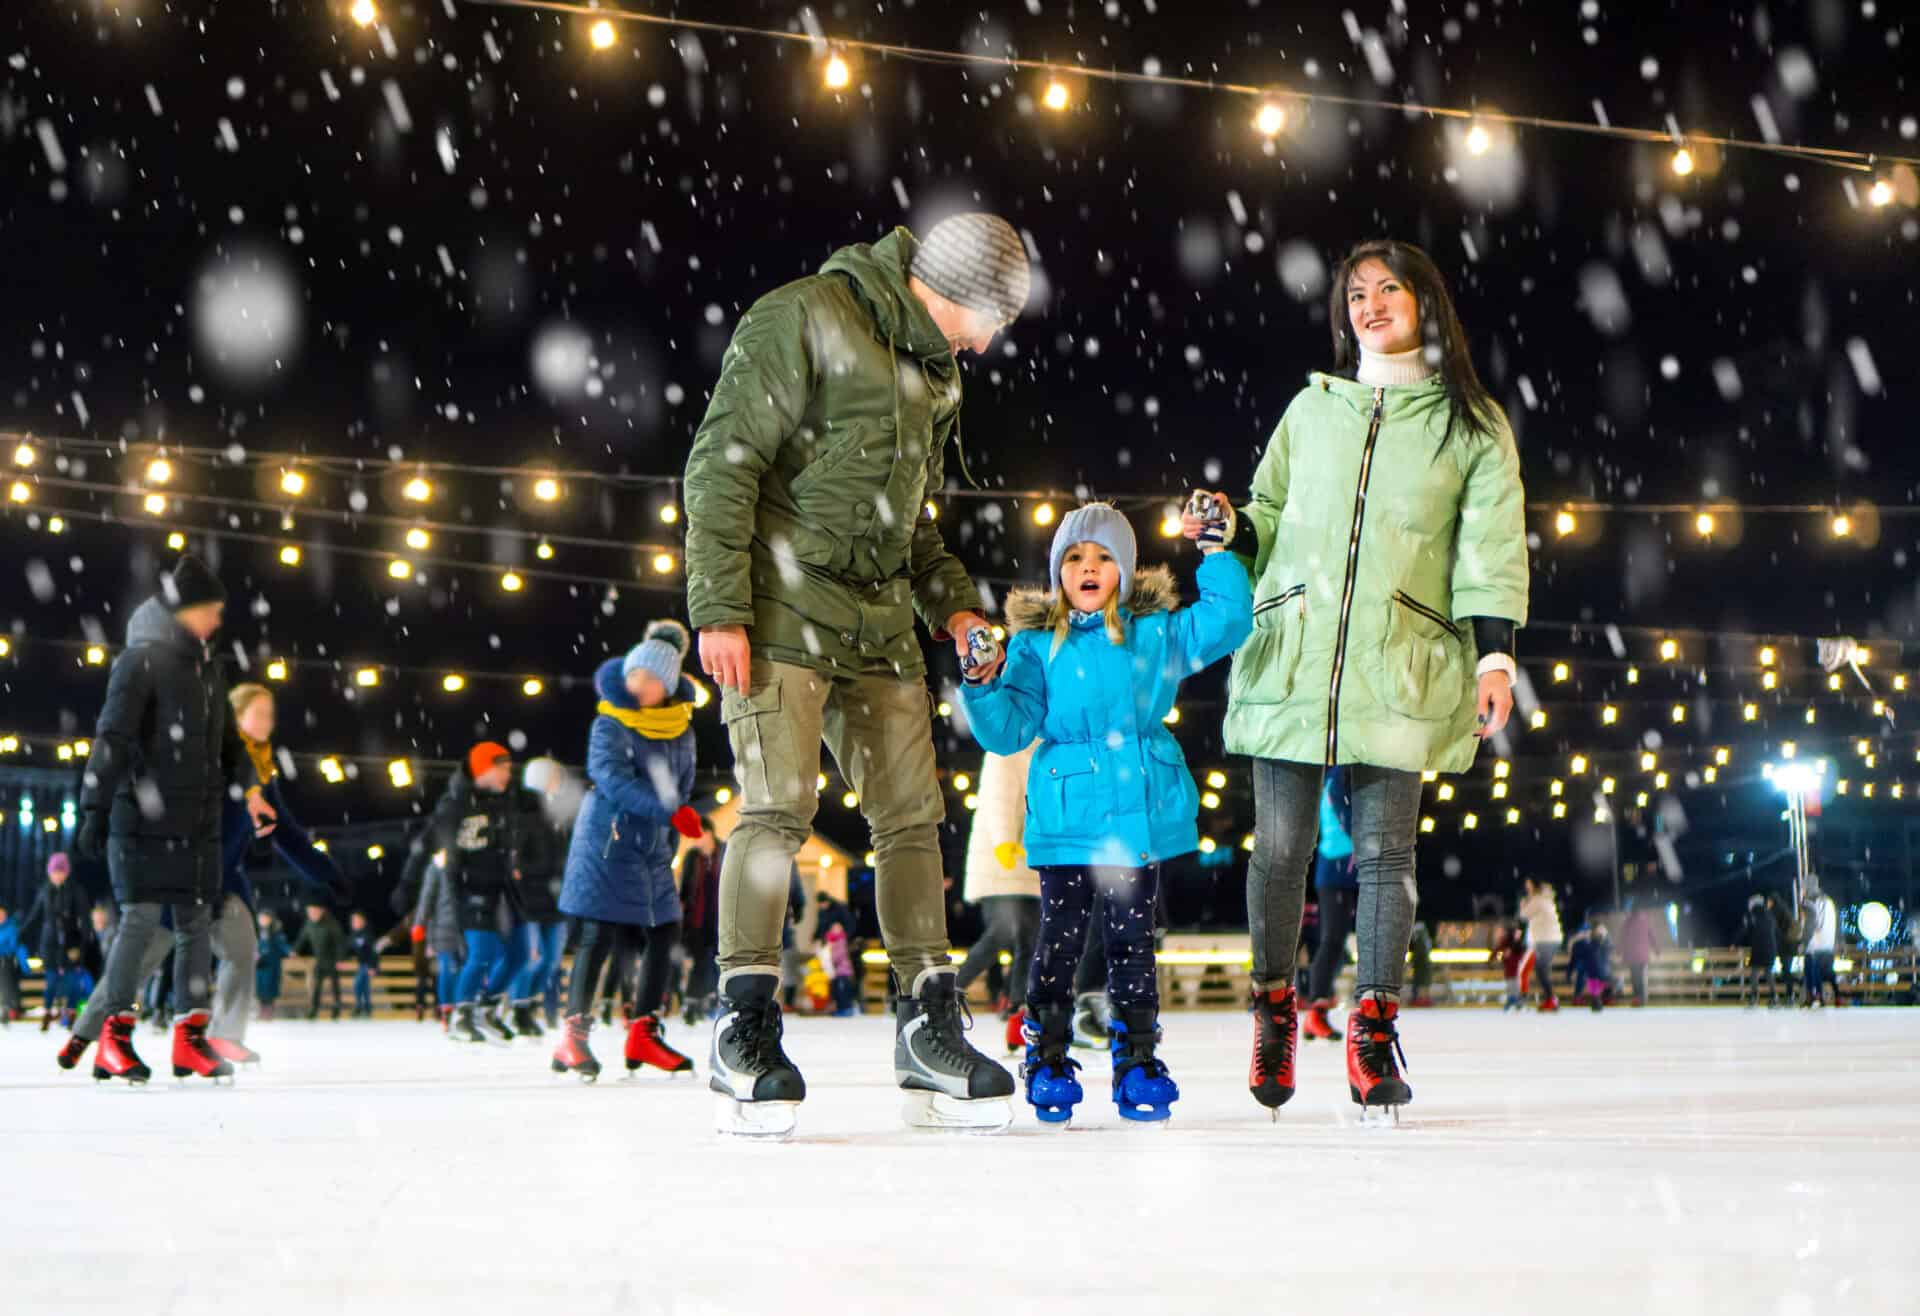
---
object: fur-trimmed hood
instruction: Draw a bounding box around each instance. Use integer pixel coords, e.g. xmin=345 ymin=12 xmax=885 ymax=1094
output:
xmin=1001 ymin=564 xmax=1180 ymax=634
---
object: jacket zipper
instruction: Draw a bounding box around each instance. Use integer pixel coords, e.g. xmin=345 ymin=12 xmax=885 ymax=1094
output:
xmin=1252 ymin=584 xmax=1306 ymax=618
xmin=1325 ymin=388 xmax=1386 ymax=765
xmin=602 ymin=817 xmax=620 ymax=860
xmin=1392 ymin=590 xmax=1462 ymax=639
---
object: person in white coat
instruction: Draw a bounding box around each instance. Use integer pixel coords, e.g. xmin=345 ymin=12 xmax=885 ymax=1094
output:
xmin=955 ymin=743 xmax=1042 ymax=1053
xmin=1801 ymin=879 xmax=1838 ymax=1007
xmin=1519 ymin=878 xmax=1564 ymax=1011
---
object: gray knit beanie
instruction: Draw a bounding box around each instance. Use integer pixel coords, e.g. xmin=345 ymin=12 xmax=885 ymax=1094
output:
xmin=910 ymin=214 xmax=1032 ymax=325
xmin=622 ymin=619 xmax=691 ymax=692
xmin=1049 ymin=504 xmax=1138 ymax=608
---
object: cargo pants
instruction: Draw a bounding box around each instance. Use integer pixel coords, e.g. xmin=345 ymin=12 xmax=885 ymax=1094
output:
xmin=718 ymin=661 xmax=948 ymax=987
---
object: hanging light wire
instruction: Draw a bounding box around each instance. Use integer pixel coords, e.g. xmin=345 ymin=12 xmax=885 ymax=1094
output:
xmin=462 ymin=0 xmax=1919 ymax=174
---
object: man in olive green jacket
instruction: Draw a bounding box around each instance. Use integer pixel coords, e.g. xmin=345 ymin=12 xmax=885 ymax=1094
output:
xmin=684 ymin=215 xmax=1030 ymax=1121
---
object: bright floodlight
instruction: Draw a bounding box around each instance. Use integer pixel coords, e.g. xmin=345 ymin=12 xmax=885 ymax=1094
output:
xmin=1775 ymin=763 xmax=1814 ymax=797
xmin=349 ymin=0 xmax=377 ymax=28
xmin=1868 ymin=179 xmax=1894 ymax=208
xmin=1254 ymin=103 xmax=1286 ymax=137
xmin=1465 ymin=124 xmax=1492 ymax=156
xmin=1041 ymin=80 xmax=1070 ymax=112
xmin=823 ymin=54 xmax=851 ymax=90
xmin=589 ymin=20 xmax=616 ymax=50
xmin=1671 ymin=148 xmax=1695 ymax=176
xmin=1858 ymin=901 xmax=1893 ymax=943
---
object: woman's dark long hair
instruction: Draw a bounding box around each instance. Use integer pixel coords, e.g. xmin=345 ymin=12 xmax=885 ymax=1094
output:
xmin=1328 ymin=238 xmax=1502 ymax=450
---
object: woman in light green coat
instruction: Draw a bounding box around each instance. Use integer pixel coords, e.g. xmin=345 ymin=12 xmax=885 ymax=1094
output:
xmin=1183 ymin=239 xmax=1529 ymax=1120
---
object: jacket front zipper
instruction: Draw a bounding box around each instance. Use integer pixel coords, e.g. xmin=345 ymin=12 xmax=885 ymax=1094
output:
xmin=603 ymin=817 xmax=621 ymax=860
xmin=1325 ymin=388 xmax=1386 ymax=765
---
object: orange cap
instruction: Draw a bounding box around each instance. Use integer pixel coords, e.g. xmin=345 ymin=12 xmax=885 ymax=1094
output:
xmin=467 ymin=741 xmax=511 ymax=779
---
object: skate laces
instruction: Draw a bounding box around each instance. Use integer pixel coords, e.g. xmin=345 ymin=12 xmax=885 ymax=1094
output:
xmin=1255 ymin=992 xmax=1296 ymax=1081
xmin=1355 ymin=1008 xmax=1407 ymax=1080
xmin=731 ymin=998 xmax=788 ymax=1068
xmin=921 ymin=987 xmax=984 ymax=1071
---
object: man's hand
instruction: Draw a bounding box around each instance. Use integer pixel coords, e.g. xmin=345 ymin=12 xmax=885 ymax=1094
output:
xmin=700 ymin=625 xmax=752 ymax=693
xmin=1181 ymin=490 xmax=1235 ymax=544
xmin=245 ymin=790 xmax=277 ymax=838
xmin=946 ymin=611 xmax=1003 ymax=684
xmin=77 ymin=809 xmax=108 ymax=861
xmin=1474 ymin=670 xmax=1514 ymax=739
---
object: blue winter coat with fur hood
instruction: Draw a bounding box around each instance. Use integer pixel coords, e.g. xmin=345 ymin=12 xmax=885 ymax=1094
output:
xmin=961 ymin=553 xmax=1252 ymax=869
xmin=558 ymin=658 xmax=697 ymax=927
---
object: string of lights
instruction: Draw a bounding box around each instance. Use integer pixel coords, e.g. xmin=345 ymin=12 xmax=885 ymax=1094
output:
xmin=449 ymin=0 xmax=1920 ymax=183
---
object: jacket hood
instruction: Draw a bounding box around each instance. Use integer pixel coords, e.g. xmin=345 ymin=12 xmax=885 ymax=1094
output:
xmin=125 ymin=596 xmax=199 ymax=653
xmin=819 ymin=228 xmax=953 ymax=363
xmin=1002 ymin=564 xmax=1180 ymax=634
xmin=593 ymin=656 xmax=698 ymax=709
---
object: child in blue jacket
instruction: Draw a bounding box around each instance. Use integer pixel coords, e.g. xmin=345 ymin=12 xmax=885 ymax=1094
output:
xmin=962 ymin=503 xmax=1251 ymax=1124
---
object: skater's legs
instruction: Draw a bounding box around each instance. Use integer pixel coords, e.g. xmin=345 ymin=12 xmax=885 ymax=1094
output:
xmin=454 ymin=930 xmax=505 ymax=1004
xmin=1306 ymin=885 xmax=1357 ymax=1001
xmin=566 ymin=919 xmax=641 ymax=1017
xmin=1073 ymin=894 xmax=1108 ymax=995
xmin=634 ymin=922 xmax=680 ymax=1015
xmin=73 ymin=903 xmax=166 ymax=1041
xmin=1007 ymin=896 xmax=1039 ymax=1011
xmin=1350 ymin=765 xmax=1424 ymax=999
xmin=208 ymin=895 xmax=257 ymax=1042
xmin=954 ymin=896 xmax=1020 ymax=992
xmin=825 ymin=672 xmax=950 ymax=986
xmin=1630 ymin=962 xmax=1649 ymax=1005
xmin=1246 ymin=758 xmax=1325 ymax=989
xmin=1093 ymin=867 xmax=1160 ymax=1014
xmin=484 ymin=920 xmax=532 ymax=999
xmin=352 ymin=965 xmax=373 ymax=1015
xmin=1026 ymin=867 xmax=1096 ymax=1010
xmin=717 ymin=662 xmax=828 ymax=977
xmin=512 ymin=920 xmax=559 ymax=1000
xmin=1531 ymin=941 xmax=1561 ymax=1003
xmin=435 ymin=951 xmax=463 ymax=1010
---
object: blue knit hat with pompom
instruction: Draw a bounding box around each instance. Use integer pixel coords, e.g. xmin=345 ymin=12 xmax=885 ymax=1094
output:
xmin=622 ymin=619 xmax=691 ymax=691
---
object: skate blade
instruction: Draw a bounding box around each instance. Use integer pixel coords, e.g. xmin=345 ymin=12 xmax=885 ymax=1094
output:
xmin=1030 ymin=1106 xmax=1076 ymax=1130
xmin=900 ymin=1090 xmax=1013 ymax=1135
xmin=1116 ymin=1106 xmax=1173 ymax=1127
xmin=713 ymin=1094 xmax=799 ymax=1141
xmin=623 ymin=1065 xmax=698 ymax=1081
xmin=1357 ymin=1105 xmax=1402 ymax=1128
xmin=172 ymin=1070 xmax=236 ymax=1086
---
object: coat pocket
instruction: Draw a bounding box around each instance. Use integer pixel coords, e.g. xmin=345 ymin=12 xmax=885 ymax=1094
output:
xmin=1034 ymin=755 xmax=1099 ymax=838
xmin=1374 ymin=591 xmax=1468 ymax=722
xmin=1144 ymin=735 xmax=1199 ymax=823
xmin=1231 ymin=583 xmax=1306 ymax=706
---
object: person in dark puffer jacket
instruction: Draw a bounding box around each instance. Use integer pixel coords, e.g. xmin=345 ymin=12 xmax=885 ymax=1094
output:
xmin=549 ymin=622 xmax=706 ymax=1080
xmin=57 ymin=555 xmax=278 ymax=1084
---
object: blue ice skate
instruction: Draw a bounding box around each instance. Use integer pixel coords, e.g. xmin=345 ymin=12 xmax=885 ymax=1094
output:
xmin=1109 ymin=1007 xmax=1179 ymax=1124
xmin=1021 ymin=1007 xmax=1084 ymax=1126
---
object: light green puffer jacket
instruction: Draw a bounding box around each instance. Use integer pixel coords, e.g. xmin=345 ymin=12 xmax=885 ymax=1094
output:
xmin=1223 ymin=372 xmax=1530 ymax=775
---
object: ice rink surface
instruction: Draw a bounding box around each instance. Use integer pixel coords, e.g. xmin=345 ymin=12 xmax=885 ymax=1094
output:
xmin=5 ymin=1005 xmax=1916 ymax=1315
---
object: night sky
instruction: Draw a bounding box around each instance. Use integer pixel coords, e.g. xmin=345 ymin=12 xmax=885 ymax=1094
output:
xmin=3 ymin=0 xmax=1916 ymax=934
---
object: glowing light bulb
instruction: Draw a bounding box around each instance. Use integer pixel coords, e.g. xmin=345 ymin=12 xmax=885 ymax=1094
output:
xmin=1743 ymin=703 xmax=1758 ymax=721
xmin=1695 ymin=511 xmax=1715 ymax=537
xmin=1159 ymin=511 xmax=1184 ymax=538
xmin=1463 ymin=813 xmax=1479 ymax=830
xmin=388 ymin=559 xmax=412 ymax=579
xmin=144 ymin=493 xmax=167 ymax=515
xmin=1529 ymin=710 xmax=1547 ymax=730
xmin=589 ymin=19 xmax=616 ymax=50
xmin=147 ymin=458 xmax=172 ymax=484
xmin=355 ymin=668 xmax=379 ymax=687
xmin=659 ymin=504 xmax=679 ymax=524
xmin=1437 ymin=783 xmax=1455 ymax=802
xmin=536 ymin=541 xmax=554 ymax=560
xmin=1671 ymin=704 xmax=1686 ymax=723
xmin=715 ymin=788 xmax=733 ymax=805
xmin=1206 ymin=770 xmax=1228 ymax=789
xmin=266 ymin=660 xmax=288 ymax=681
xmin=46 ymin=516 xmax=62 ymax=534
xmin=501 ymin=572 xmax=523 ymax=593
xmin=405 ymin=528 xmax=430 ymax=551
xmin=279 ymin=545 xmax=301 ymax=566
xmin=1868 ymin=178 xmax=1895 ymax=208
xmin=1671 ymin=147 xmax=1695 ymax=176
xmin=1570 ymin=755 xmax=1589 ymax=775
xmin=388 ymin=759 xmax=412 ymax=788
xmin=923 ymin=502 xmax=937 ymax=521
xmin=1465 ymin=123 xmax=1492 ymax=156
xmin=651 ymin=552 xmax=676 ymax=574
xmin=523 ymin=678 xmax=544 ymax=697
xmin=442 ymin=674 xmax=466 ymax=693
xmin=350 ymin=0 xmax=377 ymax=28
xmin=6 ymin=481 xmax=27 ymax=504
xmin=1552 ymin=662 xmax=1570 ymax=683
xmin=1602 ymin=705 xmax=1618 ymax=725
xmin=1033 ymin=502 xmax=1056 ymax=527
xmin=1832 ymin=514 xmax=1852 ymax=538
xmin=12 ymin=443 xmax=34 ymax=467
xmin=823 ymin=54 xmax=851 ymax=90
xmin=1659 ymin=639 xmax=1678 ymax=661
xmin=842 ymin=791 xmax=859 ymax=809
xmin=1554 ymin=510 xmax=1576 ymax=536
xmin=1420 ymin=816 xmax=1435 ymax=834
xmin=952 ymin=773 xmax=972 ymax=793
xmin=402 ymin=476 xmax=431 ymax=503
xmin=1759 ymin=646 xmax=1776 ymax=667
xmin=1254 ymin=103 xmax=1286 ymax=137
xmin=280 ymin=469 xmax=306 ymax=496
xmin=85 ymin=646 xmax=106 ymax=666
xmin=166 ymin=532 xmax=185 ymax=551
xmin=1041 ymin=80 xmax=1070 ymax=112
xmin=533 ymin=477 xmax=560 ymax=502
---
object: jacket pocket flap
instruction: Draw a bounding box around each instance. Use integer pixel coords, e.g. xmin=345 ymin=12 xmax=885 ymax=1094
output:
xmin=1144 ymin=737 xmax=1187 ymax=766
xmin=1041 ymin=757 xmax=1097 ymax=780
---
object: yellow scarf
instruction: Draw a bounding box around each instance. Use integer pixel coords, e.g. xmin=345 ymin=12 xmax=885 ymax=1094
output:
xmin=241 ymin=732 xmax=276 ymax=788
xmin=598 ymin=700 xmax=693 ymax=741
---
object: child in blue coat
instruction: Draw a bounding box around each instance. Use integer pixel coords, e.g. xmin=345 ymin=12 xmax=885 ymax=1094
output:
xmin=552 ymin=620 xmax=707 ymax=1080
xmin=962 ymin=503 xmax=1251 ymax=1123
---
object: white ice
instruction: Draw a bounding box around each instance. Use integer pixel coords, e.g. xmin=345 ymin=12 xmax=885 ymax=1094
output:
xmin=5 ymin=1007 xmax=1916 ymax=1314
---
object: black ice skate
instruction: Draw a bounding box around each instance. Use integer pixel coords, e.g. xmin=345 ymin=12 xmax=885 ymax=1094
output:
xmin=510 ymin=1000 xmax=546 ymax=1040
xmin=894 ymin=967 xmax=1015 ymax=1133
xmin=449 ymin=1003 xmax=489 ymax=1045
xmin=709 ymin=970 xmax=805 ymax=1141
xmin=480 ymin=995 xmax=516 ymax=1044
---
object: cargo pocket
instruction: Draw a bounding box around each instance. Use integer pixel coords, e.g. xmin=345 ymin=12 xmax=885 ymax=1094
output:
xmin=1037 ymin=756 xmax=1100 ymax=838
xmin=1145 ymin=736 xmax=1199 ymax=823
xmin=720 ymin=677 xmax=788 ymax=807
xmin=1372 ymin=591 xmax=1468 ymax=722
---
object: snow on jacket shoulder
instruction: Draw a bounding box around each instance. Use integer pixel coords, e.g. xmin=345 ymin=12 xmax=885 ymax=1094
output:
xmin=558 ymin=659 xmax=696 ymax=927
xmin=961 ymin=555 xmax=1252 ymax=869
xmin=962 ymin=742 xmax=1042 ymax=903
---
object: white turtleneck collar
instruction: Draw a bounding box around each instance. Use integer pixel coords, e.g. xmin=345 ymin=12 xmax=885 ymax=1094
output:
xmin=1356 ymin=344 xmax=1435 ymax=387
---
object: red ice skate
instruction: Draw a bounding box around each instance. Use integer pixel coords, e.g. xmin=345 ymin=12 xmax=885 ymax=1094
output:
xmin=1301 ymin=997 xmax=1338 ymax=1041
xmin=55 ymin=1034 xmax=91 ymax=1071
xmin=624 ymin=1014 xmax=693 ymax=1074
xmin=1248 ymin=987 xmax=1299 ymax=1114
xmin=1004 ymin=1008 xmax=1026 ymax=1055
xmin=551 ymin=1014 xmax=602 ymax=1082
xmin=1345 ymin=996 xmax=1411 ymax=1120
xmin=94 ymin=1013 xmax=151 ymax=1085
xmin=171 ymin=1010 xmax=236 ymax=1083
xmin=208 ymin=1036 xmax=261 ymax=1067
